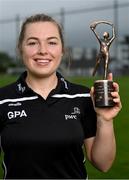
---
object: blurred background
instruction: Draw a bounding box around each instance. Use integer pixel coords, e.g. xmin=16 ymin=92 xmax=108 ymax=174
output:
xmin=0 ymin=0 xmax=129 ymax=179
xmin=0 ymin=0 xmax=129 ymax=76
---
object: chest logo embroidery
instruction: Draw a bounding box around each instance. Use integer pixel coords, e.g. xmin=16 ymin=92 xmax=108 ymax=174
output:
xmin=7 ymin=110 xmax=27 ymax=119
xmin=8 ymin=102 xmax=22 ymax=106
xmin=65 ymin=107 xmax=80 ymax=120
xmin=71 ymin=107 xmax=80 ymax=114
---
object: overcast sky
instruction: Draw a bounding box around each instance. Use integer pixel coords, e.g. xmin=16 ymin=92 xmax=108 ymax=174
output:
xmin=0 ymin=0 xmax=129 ymax=56
xmin=0 ymin=0 xmax=113 ymax=18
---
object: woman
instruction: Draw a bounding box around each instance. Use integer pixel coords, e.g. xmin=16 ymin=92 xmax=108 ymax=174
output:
xmin=0 ymin=14 xmax=122 ymax=179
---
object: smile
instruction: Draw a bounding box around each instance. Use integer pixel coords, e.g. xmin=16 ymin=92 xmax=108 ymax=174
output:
xmin=34 ymin=58 xmax=51 ymax=65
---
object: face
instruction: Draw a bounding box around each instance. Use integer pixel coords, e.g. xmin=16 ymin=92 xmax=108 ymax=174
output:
xmin=103 ymin=32 xmax=109 ymax=39
xmin=21 ymin=22 xmax=63 ymax=78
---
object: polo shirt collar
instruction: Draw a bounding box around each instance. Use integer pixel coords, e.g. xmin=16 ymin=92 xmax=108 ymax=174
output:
xmin=16 ymin=71 xmax=69 ymax=96
xmin=54 ymin=71 xmax=69 ymax=94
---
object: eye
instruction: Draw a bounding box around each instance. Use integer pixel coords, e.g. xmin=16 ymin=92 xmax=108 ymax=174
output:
xmin=27 ymin=41 xmax=38 ymax=46
xmin=48 ymin=41 xmax=57 ymax=45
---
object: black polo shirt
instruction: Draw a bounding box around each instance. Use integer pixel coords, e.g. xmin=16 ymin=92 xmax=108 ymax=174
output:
xmin=0 ymin=71 xmax=97 ymax=179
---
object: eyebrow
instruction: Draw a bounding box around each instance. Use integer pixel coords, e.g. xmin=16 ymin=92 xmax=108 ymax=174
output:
xmin=48 ymin=37 xmax=59 ymax=40
xmin=27 ymin=36 xmax=59 ymax=41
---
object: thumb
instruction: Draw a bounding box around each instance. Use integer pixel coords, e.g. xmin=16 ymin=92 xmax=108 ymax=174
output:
xmin=90 ymin=86 xmax=95 ymax=107
xmin=108 ymin=73 xmax=113 ymax=81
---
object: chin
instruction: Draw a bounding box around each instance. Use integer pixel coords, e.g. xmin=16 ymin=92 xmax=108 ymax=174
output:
xmin=31 ymin=70 xmax=56 ymax=78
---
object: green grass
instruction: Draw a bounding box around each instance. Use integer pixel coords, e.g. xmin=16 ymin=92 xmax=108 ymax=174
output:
xmin=69 ymin=76 xmax=129 ymax=179
xmin=0 ymin=74 xmax=129 ymax=179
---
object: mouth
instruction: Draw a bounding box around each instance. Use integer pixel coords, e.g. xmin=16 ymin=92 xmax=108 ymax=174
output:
xmin=34 ymin=58 xmax=52 ymax=66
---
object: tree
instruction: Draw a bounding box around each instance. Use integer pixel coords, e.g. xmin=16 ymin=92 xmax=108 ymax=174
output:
xmin=0 ymin=52 xmax=15 ymax=73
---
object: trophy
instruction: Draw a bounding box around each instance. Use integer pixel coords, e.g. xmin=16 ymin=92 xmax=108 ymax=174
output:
xmin=90 ymin=20 xmax=116 ymax=107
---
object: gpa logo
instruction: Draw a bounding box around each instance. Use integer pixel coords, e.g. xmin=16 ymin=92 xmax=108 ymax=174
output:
xmin=7 ymin=110 xmax=27 ymax=119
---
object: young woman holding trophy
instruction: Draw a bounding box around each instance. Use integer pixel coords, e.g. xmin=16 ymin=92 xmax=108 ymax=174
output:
xmin=0 ymin=14 xmax=121 ymax=179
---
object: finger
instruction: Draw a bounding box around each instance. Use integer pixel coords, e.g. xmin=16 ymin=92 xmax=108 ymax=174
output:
xmin=113 ymin=97 xmax=121 ymax=103
xmin=107 ymin=73 xmax=113 ymax=81
xmin=90 ymin=86 xmax=94 ymax=99
xmin=113 ymin=97 xmax=122 ymax=110
xmin=111 ymin=92 xmax=121 ymax=105
xmin=90 ymin=87 xmax=95 ymax=107
xmin=90 ymin=86 xmax=94 ymax=93
xmin=111 ymin=91 xmax=119 ymax=98
xmin=113 ymin=82 xmax=119 ymax=92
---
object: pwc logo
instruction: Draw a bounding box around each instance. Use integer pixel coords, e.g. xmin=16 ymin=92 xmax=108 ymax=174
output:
xmin=7 ymin=110 xmax=27 ymax=119
xmin=65 ymin=114 xmax=77 ymax=120
xmin=65 ymin=107 xmax=80 ymax=120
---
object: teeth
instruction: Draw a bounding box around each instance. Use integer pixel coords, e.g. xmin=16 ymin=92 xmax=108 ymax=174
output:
xmin=36 ymin=59 xmax=49 ymax=63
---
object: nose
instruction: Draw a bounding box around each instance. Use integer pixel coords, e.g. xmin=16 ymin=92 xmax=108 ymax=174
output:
xmin=38 ymin=42 xmax=48 ymax=55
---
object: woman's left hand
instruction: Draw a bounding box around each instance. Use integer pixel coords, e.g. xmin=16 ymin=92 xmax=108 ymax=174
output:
xmin=90 ymin=73 xmax=122 ymax=121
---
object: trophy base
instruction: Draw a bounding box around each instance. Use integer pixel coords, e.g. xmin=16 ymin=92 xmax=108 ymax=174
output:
xmin=94 ymin=80 xmax=115 ymax=108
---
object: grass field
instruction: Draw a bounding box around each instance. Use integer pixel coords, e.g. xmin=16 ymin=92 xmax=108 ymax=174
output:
xmin=0 ymin=74 xmax=129 ymax=179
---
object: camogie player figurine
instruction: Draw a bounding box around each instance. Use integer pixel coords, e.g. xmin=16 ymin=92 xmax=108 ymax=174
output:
xmin=90 ymin=20 xmax=116 ymax=107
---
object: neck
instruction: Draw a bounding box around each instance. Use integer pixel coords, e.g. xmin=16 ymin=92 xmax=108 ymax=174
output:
xmin=26 ymin=72 xmax=58 ymax=99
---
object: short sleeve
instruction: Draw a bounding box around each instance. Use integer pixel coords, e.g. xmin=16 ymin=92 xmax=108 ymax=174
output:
xmin=81 ymin=96 xmax=97 ymax=139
